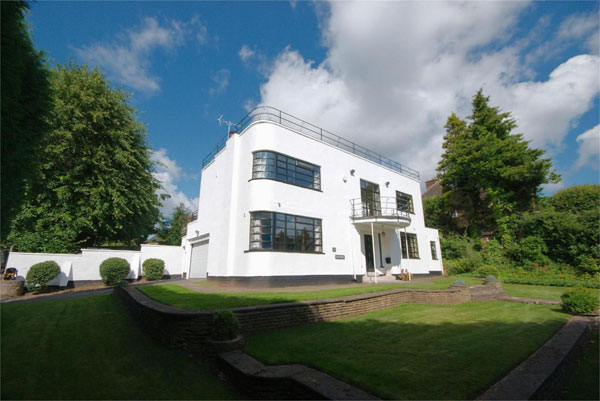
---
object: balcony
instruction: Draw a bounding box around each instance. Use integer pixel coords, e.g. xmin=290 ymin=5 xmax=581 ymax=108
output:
xmin=350 ymin=197 xmax=411 ymax=228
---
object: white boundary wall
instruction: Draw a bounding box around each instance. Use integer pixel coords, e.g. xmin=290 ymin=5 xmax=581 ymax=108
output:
xmin=5 ymin=245 xmax=183 ymax=286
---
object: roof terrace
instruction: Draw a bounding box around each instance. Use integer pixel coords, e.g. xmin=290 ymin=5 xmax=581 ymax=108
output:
xmin=201 ymin=106 xmax=420 ymax=180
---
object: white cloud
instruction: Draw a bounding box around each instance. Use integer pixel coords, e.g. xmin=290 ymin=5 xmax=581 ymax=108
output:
xmin=151 ymin=148 xmax=197 ymax=216
xmin=574 ymin=124 xmax=600 ymax=170
xmin=209 ymin=69 xmax=230 ymax=95
xmin=76 ymin=16 xmax=208 ymax=93
xmin=238 ymin=44 xmax=255 ymax=63
xmin=257 ymin=2 xmax=600 ymax=182
xmin=558 ymin=12 xmax=599 ymax=41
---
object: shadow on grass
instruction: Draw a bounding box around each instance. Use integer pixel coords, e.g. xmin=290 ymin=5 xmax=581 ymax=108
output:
xmin=243 ymin=302 xmax=571 ymax=400
xmin=0 ymin=293 xmax=242 ymax=400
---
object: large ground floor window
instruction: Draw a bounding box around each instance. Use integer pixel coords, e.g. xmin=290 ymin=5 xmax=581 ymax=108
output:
xmin=400 ymin=232 xmax=420 ymax=259
xmin=249 ymin=211 xmax=323 ymax=253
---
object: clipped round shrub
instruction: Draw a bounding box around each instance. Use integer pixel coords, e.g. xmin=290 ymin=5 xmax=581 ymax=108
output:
xmin=211 ymin=310 xmax=241 ymax=341
xmin=26 ymin=261 xmax=61 ymax=292
xmin=452 ymin=279 xmax=467 ymax=286
xmin=117 ymin=279 xmax=129 ymax=287
xmin=477 ymin=264 xmax=500 ymax=278
xmin=485 ymin=275 xmax=498 ymax=282
xmin=142 ymin=258 xmax=165 ymax=281
xmin=561 ymin=287 xmax=599 ymax=314
xmin=99 ymin=258 xmax=130 ymax=286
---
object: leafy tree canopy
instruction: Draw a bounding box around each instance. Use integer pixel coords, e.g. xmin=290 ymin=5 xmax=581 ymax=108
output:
xmin=437 ymin=89 xmax=559 ymax=235
xmin=158 ymin=203 xmax=193 ymax=245
xmin=1 ymin=0 xmax=51 ymax=242
xmin=8 ymin=63 xmax=161 ymax=252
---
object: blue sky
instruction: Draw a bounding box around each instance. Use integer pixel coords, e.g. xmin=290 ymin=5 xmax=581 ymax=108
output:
xmin=28 ymin=1 xmax=599 ymax=215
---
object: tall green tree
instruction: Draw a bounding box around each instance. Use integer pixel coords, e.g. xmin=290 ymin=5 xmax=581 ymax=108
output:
xmin=437 ymin=90 xmax=559 ymax=235
xmin=158 ymin=203 xmax=193 ymax=245
xmin=8 ymin=64 xmax=161 ymax=252
xmin=1 ymin=0 xmax=51 ymax=242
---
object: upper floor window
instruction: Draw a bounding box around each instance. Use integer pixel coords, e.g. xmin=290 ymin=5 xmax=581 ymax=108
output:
xmin=430 ymin=241 xmax=438 ymax=260
xmin=396 ymin=191 xmax=414 ymax=214
xmin=400 ymin=232 xmax=420 ymax=259
xmin=360 ymin=179 xmax=381 ymax=216
xmin=252 ymin=151 xmax=321 ymax=190
xmin=249 ymin=211 xmax=322 ymax=253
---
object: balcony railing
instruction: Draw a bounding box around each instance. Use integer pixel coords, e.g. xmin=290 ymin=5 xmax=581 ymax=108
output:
xmin=201 ymin=106 xmax=420 ymax=180
xmin=350 ymin=197 xmax=412 ymax=221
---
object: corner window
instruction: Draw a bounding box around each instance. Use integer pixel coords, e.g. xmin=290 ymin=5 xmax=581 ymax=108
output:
xmin=430 ymin=241 xmax=438 ymax=260
xmin=400 ymin=232 xmax=420 ymax=259
xmin=396 ymin=191 xmax=414 ymax=214
xmin=249 ymin=211 xmax=322 ymax=253
xmin=252 ymin=151 xmax=321 ymax=190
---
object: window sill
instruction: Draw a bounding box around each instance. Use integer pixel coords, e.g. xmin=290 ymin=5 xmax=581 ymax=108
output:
xmin=248 ymin=178 xmax=323 ymax=192
xmin=244 ymin=249 xmax=325 ymax=255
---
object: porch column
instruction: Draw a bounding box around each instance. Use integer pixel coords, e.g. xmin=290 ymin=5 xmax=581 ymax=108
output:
xmin=371 ymin=222 xmax=377 ymax=284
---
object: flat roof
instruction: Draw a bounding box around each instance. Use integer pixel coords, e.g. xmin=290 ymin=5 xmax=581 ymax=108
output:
xmin=202 ymin=106 xmax=420 ymax=180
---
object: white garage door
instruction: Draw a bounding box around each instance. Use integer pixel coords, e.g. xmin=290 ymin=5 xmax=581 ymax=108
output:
xmin=189 ymin=241 xmax=209 ymax=279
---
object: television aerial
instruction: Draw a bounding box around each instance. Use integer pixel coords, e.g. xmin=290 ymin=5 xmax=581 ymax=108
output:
xmin=217 ymin=115 xmax=238 ymax=134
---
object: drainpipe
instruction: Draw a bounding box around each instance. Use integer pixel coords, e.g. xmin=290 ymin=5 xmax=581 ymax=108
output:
xmin=371 ymin=222 xmax=377 ymax=284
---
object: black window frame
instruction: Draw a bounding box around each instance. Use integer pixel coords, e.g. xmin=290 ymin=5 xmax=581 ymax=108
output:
xmin=360 ymin=179 xmax=381 ymax=216
xmin=400 ymin=232 xmax=420 ymax=259
xmin=251 ymin=151 xmax=321 ymax=191
xmin=248 ymin=211 xmax=323 ymax=254
xmin=396 ymin=191 xmax=414 ymax=214
xmin=430 ymin=241 xmax=438 ymax=260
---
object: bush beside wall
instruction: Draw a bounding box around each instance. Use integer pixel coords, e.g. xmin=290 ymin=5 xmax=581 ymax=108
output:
xmin=142 ymin=258 xmax=165 ymax=281
xmin=561 ymin=287 xmax=599 ymax=314
xmin=25 ymin=261 xmax=61 ymax=292
xmin=99 ymin=257 xmax=130 ymax=286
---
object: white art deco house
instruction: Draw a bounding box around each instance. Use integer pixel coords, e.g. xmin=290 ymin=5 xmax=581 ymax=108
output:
xmin=183 ymin=106 xmax=443 ymax=286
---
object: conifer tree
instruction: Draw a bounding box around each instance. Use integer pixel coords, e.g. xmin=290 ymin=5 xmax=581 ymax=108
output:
xmin=437 ymin=89 xmax=559 ymax=235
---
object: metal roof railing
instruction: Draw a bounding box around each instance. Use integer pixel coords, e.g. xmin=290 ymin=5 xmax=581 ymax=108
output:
xmin=201 ymin=106 xmax=420 ymax=180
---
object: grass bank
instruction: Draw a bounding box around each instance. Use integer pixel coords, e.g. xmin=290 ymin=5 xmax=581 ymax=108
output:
xmin=138 ymin=283 xmax=412 ymax=310
xmin=1 ymin=295 xmax=239 ymax=400
xmin=138 ymin=276 xmax=485 ymax=310
xmin=246 ymin=302 xmax=569 ymax=400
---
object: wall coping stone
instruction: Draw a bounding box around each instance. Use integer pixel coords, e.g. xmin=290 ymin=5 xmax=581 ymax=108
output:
xmin=476 ymin=316 xmax=592 ymax=400
xmin=219 ymin=350 xmax=379 ymax=400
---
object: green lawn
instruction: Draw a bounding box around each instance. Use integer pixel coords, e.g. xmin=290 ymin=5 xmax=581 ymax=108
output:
xmin=503 ymin=283 xmax=600 ymax=301
xmin=245 ymin=302 xmax=569 ymax=400
xmin=1 ymin=295 xmax=239 ymax=400
xmin=402 ymin=276 xmax=483 ymax=289
xmin=139 ymin=277 xmax=483 ymax=310
xmin=140 ymin=283 xmax=422 ymax=310
xmin=503 ymin=283 xmax=570 ymax=300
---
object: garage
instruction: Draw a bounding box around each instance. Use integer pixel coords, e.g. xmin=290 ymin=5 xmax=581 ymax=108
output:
xmin=189 ymin=240 xmax=209 ymax=279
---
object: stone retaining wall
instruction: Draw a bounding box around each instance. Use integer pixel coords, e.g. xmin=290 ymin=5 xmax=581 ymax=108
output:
xmin=117 ymin=284 xmax=478 ymax=351
xmin=0 ymin=280 xmax=25 ymax=298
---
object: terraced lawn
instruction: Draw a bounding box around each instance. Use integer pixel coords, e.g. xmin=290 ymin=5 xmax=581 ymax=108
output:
xmin=139 ymin=276 xmax=484 ymax=310
xmin=138 ymin=283 xmax=409 ymax=310
xmin=1 ymin=295 xmax=239 ymax=400
xmin=245 ymin=302 xmax=570 ymax=400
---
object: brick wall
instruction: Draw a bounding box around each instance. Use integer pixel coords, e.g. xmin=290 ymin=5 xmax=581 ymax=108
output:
xmin=117 ymin=284 xmax=475 ymax=351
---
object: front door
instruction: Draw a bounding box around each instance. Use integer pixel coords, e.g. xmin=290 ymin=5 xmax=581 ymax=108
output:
xmin=364 ymin=234 xmax=375 ymax=272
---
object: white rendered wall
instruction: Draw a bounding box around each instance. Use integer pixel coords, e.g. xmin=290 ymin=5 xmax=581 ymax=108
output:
xmin=185 ymin=120 xmax=443 ymax=278
xmin=5 ymin=245 xmax=184 ymax=284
